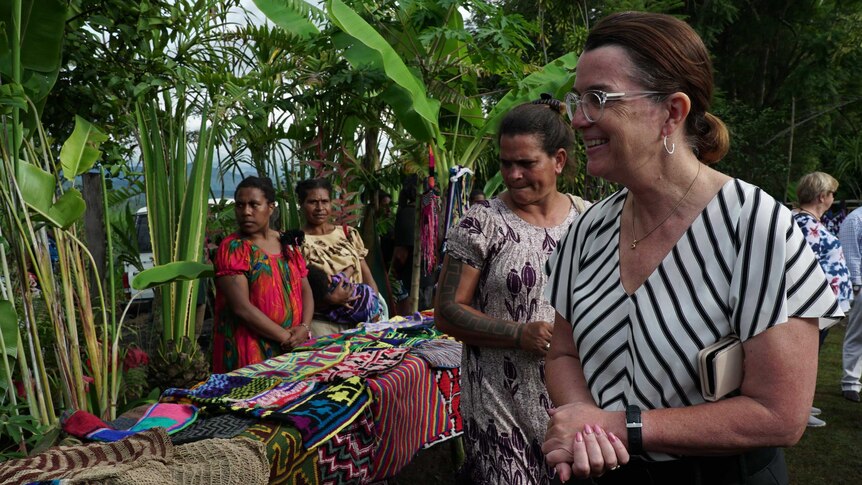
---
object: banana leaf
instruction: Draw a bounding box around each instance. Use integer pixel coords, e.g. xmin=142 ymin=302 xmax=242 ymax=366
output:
xmin=132 ymin=261 xmax=215 ymax=290
xmin=0 ymin=0 xmax=66 ymax=107
xmin=59 ymin=116 xmax=109 ymax=182
xmin=326 ymin=0 xmax=440 ymax=144
xmin=15 ymin=162 xmax=86 ymax=229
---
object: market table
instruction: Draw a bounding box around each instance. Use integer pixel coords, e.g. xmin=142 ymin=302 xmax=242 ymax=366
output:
xmin=163 ymin=312 xmax=463 ymax=484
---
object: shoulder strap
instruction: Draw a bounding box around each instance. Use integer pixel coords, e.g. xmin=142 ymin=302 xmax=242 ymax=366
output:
xmin=343 ymin=224 xmax=349 ymax=238
xmin=567 ymin=194 xmax=586 ymax=213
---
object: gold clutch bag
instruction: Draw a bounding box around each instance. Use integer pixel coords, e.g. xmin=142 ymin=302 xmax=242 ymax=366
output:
xmin=697 ymin=336 xmax=744 ymax=402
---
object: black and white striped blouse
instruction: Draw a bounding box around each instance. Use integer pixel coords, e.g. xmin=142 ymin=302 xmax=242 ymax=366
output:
xmin=544 ymin=179 xmax=840 ymax=459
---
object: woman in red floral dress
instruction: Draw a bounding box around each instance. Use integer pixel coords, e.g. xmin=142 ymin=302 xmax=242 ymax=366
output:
xmin=212 ymin=176 xmax=314 ymax=373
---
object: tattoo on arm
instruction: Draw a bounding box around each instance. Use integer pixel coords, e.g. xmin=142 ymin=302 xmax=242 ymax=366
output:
xmin=438 ymin=258 xmax=521 ymax=346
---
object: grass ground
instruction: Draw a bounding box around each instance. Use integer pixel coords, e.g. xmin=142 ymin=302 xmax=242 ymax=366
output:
xmin=394 ymin=323 xmax=862 ymax=484
xmin=785 ymin=323 xmax=862 ymax=484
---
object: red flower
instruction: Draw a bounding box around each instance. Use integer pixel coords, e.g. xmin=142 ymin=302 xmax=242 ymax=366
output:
xmin=124 ymin=346 xmax=149 ymax=371
xmin=82 ymin=375 xmax=94 ymax=392
xmin=13 ymin=380 xmax=26 ymax=398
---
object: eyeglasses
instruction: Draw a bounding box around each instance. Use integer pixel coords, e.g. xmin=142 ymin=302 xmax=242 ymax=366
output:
xmin=564 ymin=90 xmax=664 ymax=123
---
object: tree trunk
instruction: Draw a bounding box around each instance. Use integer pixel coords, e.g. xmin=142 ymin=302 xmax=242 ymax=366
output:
xmin=408 ymin=198 xmax=421 ymax=314
xmin=82 ymin=172 xmax=106 ymax=283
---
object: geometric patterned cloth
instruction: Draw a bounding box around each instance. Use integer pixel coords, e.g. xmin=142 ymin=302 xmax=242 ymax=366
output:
xmin=237 ymin=407 xmax=378 ymax=485
xmin=306 ymin=348 xmax=408 ymax=382
xmin=170 ymin=412 xmax=258 ymax=445
xmin=424 ymin=367 xmax=463 ymax=448
xmin=317 ymin=406 xmax=377 ymax=485
xmin=163 ymin=375 xmax=370 ymax=449
xmin=410 ymin=337 xmax=462 ymax=369
xmin=367 ymin=354 xmax=448 ymax=479
xmin=60 ymin=403 xmax=198 ymax=442
xmin=227 ymin=349 xmax=349 ymax=380
xmin=152 ymin=311 xmax=462 ymax=483
xmin=237 ymin=419 xmax=320 ymax=485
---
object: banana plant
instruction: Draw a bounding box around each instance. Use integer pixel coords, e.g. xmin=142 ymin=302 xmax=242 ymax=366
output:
xmin=1 ymin=110 xmax=117 ymax=424
xmin=1 ymin=0 xmax=127 ymax=441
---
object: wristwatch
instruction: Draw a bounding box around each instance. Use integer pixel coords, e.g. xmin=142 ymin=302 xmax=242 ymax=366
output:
xmin=626 ymin=404 xmax=644 ymax=456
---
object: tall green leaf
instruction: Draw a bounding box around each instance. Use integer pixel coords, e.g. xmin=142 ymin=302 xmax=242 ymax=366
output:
xmin=458 ymin=52 xmax=578 ymax=168
xmin=0 ymin=301 xmax=18 ymax=359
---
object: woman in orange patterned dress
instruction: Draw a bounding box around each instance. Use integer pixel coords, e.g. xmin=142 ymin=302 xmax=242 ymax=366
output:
xmin=212 ymin=176 xmax=314 ymax=373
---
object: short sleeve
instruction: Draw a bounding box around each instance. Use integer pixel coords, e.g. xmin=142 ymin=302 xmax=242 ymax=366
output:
xmin=445 ymin=201 xmax=496 ymax=270
xmin=215 ymin=234 xmax=250 ymax=277
xmin=285 ymin=245 xmax=308 ymax=279
xmin=345 ymin=226 xmax=368 ymax=259
xmin=730 ymin=191 xmax=841 ymax=340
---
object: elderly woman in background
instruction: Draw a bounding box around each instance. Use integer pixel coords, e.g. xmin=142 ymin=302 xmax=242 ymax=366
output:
xmin=296 ymin=178 xmax=380 ymax=335
xmin=212 ymin=176 xmax=313 ymax=373
xmin=435 ymin=98 xmax=590 ymax=484
xmin=793 ymin=172 xmax=853 ymax=319
xmin=792 ymin=172 xmax=853 ymax=428
xmin=542 ymin=12 xmax=841 ymax=483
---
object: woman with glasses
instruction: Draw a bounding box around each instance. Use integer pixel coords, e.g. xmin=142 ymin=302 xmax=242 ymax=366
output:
xmin=435 ymin=98 xmax=591 ymax=484
xmin=542 ymin=12 xmax=841 ymax=483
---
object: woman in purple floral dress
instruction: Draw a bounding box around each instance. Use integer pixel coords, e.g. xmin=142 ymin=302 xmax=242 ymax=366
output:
xmin=436 ymin=99 xmax=589 ymax=484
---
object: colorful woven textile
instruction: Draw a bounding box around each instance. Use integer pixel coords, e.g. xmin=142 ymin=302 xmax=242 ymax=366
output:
xmin=62 ymin=403 xmax=198 ymax=442
xmin=162 ymin=374 xmax=370 ymax=449
xmin=227 ymin=349 xmax=348 ymax=379
xmin=317 ymin=406 xmax=377 ymax=485
xmin=281 ymin=376 xmax=372 ymax=448
xmin=360 ymin=313 xmax=432 ymax=333
xmin=366 ymin=354 xmax=448 ymax=479
xmin=307 ymin=348 xmax=408 ymax=382
xmin=162 ymin=374 xmax=290 ymax=408
xmin=410 ymin=337 xmax=462 ymax=369
xmin=170 ymin=412 xmax=258 ymax=445
xmin=151 ymin=310 xmax=461 ymax=483
xmin=424 ymin=367 xmax=463 ymax=448
xmin=238 ymin=420 xmax=319 ymax=485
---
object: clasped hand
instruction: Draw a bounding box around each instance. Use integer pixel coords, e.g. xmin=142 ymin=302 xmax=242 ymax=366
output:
xmin=543 ymin=403 xmax=630 ymax=481
xmin=279 ymin=325 xmax=309 ymax=351
xmin=519 ymin=320 xmax=553 ymax=356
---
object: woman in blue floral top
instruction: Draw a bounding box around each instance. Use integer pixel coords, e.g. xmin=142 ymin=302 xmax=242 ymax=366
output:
xmin=793 ymin=171 xmax=853 ymax=427
xmin=793 ymin=172 xmax=853 ymax=314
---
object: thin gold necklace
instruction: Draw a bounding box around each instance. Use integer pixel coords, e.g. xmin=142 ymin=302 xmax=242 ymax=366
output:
xmin=630 ymin=162 xmax=701 ymax=249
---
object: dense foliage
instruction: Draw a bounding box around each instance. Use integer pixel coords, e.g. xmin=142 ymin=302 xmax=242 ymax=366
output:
xmin=2 ymin=0 xmax=862 ymax=458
